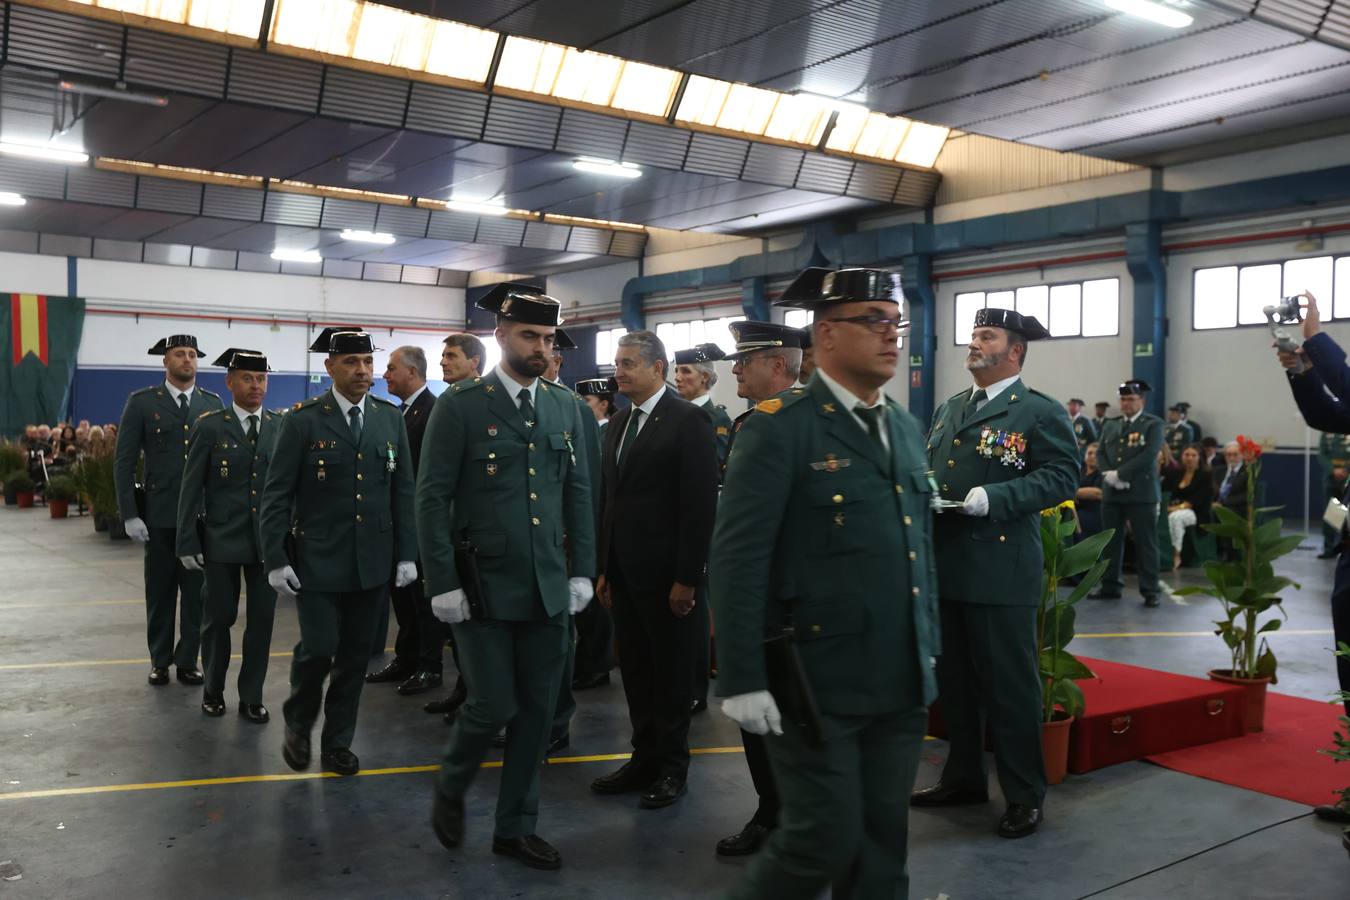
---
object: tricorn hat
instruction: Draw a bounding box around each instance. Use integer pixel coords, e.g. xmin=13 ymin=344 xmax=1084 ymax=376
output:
xmin=1118 ymin=379 xmax=1152 ymax=396
xmin=553 ymin=328 xmax=577 ymax=351
xmin=476 ymin=282 xmax=563 ymax=327
xmin=308 ymin=325 xmax=364 ymax=353
xmin=148 ymin=334 xmax=202 ymax=356
xmin=211 ymin=348 xmax=271 ymax=372
xmin=776 ymin=267 xmax=904 ymax=311
xmin=575 ymin=377 xmax=618 ymax=397
xmin=973 ymin=307 xmax=1051 ymax=341
xmin=309 ymin=326 xmax=379 ymax=355
xmin=672 ymin=343 xmax=727 ymax=365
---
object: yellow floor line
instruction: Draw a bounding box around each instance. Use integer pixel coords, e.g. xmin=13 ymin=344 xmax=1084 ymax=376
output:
xmin=0 ymin=648 xmax=399 ymax=671
xmin=0 ymin=749 xmax=747 ymax=802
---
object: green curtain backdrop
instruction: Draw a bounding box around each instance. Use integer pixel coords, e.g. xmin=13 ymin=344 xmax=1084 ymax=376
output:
xmin=1 ymin=294 xmax=86 ymax=438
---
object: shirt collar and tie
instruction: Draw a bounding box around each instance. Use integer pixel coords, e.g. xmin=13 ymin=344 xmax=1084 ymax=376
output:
xmin=232 ymin=403 xmax=261 ymax=445
xmin=494 ymin=365 xmax=538 ymax=411
xmin=617 ymin=384 xmax=666 ymax=463
xmin=330 ymin=389 xmax=367 ymax=441
xmin=969 ymin=373 xmax=1019 ymax=412
xmin=814 ymin=367 xmax=889 ymax=452
xmin=401 ymin=384 xmax=428 ymax=414
xmin=165 ymin=381 xmax=195 ymax=418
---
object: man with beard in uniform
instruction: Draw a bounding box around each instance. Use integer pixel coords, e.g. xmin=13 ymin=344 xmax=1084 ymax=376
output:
xmin=116 ymin=334 xmax=223 ymax=687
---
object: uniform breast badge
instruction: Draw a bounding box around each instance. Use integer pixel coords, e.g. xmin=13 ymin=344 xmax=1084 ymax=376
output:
xmin=977 ymin=426 xmax=1028 ymax=470
xmin=486 ymin=464 xmax=498 ymax=476
xmin=810 ymin=453 xmax=851 ymax=472
xmin=316 ymin=459 xmax=327 ymax=482
xmin=488 ymin=424 xmax=498 ymax=437
xmin=385 ymin=442 xmax=397 ymax=473
xmin=1126 ymin=431 xmax=1142 ymax=448
xmin=564 ymin=432 xmax=576 ymax=466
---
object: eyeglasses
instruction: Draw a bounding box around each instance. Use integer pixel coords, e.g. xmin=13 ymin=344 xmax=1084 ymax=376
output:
xmin=820 ymin=314 xmax=909 ymax=335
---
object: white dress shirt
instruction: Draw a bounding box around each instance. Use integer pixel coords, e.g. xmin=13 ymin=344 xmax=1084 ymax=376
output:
xmin=402 ymin=384 xmax=428 ymax=412
xmin=232 ymin=403 xmax=262 ymax=436
xmin=815 ymin=367 xmax=888 ymax=451
xmin=617 ymin=385 xmax=666 ymax=458
xmin=494 ymin=365 xmax=538 ymax=411
xmin=164 ymin=381 xmax=195 ymax=405
xmin=330 ymin=388 xmax=367 ymax=434
xmin=971 ymin=373 xmax=1019 ymax=411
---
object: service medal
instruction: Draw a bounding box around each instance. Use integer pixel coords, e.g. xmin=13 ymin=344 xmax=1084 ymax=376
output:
xmin=488 ymin=424 xmax=498 ymax=437
xmin=386 ymin=442 xmax=397 ymax=473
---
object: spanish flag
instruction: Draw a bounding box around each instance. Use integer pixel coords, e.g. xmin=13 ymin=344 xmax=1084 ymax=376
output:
xmin=1 ymin=293 xmax=85 ymax=435
xmin=10 ymin=293 xmax=49 ymax=366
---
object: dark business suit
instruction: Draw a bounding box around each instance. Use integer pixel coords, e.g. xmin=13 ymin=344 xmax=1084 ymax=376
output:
xmin=1287 ymin=331 xmax=1350 ymax=713
xmin=1211 ymin=464 xmax=1249 ymax=518
xmin=385 ymin=387 xmax=442 ymax=671
xmin=599 ymin=389 xmax=719 ymax=780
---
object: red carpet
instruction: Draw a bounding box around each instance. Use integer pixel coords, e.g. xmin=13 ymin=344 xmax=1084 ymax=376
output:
xmin=1147 ymin=690 xmax=1347 ymax=807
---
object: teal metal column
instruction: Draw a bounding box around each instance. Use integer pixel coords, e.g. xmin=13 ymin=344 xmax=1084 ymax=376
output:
xmin=741 ymin=277 xmax=769 ymax=321
xmin=901 ymin=253 xmax=936 ymax=424
xmin=1124 ymin=221 xmax=1167 ymax=416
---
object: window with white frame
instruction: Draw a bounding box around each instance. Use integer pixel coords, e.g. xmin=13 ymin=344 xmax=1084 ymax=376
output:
xmin=475 ymin=334 xmax=503 ymax=374
xmin=654 ymin=315 xmax=745 ymax=357
xmin=952 ymin=278 xmax=1119 ymax=344
xmin=1193 ymin=254 xmax=1350 ymax=329
xmin=594 ymin=326 xmax=626 ymax=368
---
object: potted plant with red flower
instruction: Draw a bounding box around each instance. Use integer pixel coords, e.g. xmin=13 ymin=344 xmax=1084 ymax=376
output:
xmin=1176 ymin=435 xmax=1300 ymax=731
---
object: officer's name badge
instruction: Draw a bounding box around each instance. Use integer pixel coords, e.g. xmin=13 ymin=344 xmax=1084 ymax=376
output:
xmin=1126 ymin=431 xmax=1143 ymax=448
xmin=309 ymin=440 xmax=338 ymax=449
xmin=810 ymin=453 xmax=850 ymax=472
xmin=977 ymin=426 xmax=1028 ymax=470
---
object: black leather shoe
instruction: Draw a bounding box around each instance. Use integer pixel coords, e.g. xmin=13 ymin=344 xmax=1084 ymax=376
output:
xmin=591 ymin=760 xmax=652 ymax=795
xmin=201 ymin=694 xmax=226 ymax=717
xmin=547 ymin=732 xmax=569 ymax=755
xmin=176 ymin=667 xmax=204 ymax=686
xmin=639 ymin=776 xmax=687 ymax=809
xmin=1143 ymin=594 xmax=1161 ymax=608
xmin=1314 ymin=802 xmax=1350 ymax=823
xmin=910 ymin=783 xmax=989 ymax=807
xmin=690 ymin=698 xmax=708 ymax=713
xmin=397 ymin=670 xmax=442 ymax=696
xmin=282 ymin=728 xmax=311 ymax=771
xmin=424 ymin=678 xmax=468 ymax=714
xmin=716 ymin=822 xmax=773 ymax=856
xmin=320 ymin=748 xmax=359 ymax=776
xmin=1318 ymin=549 xmax=1341 ymax=559
xmin=491 ymin=728 xmax=507 ymax=748
xmin=492 ymin=834 xmax=561 ymax=870
xmin=998 ymin=804 xmax=1042 ymax=838
xmin=1089 ymin=590 xmax=1121 ymax=600
xmin=366 ymin=660 xmax=414 ymax=684
xmin=238 ymin=704 xmax=270 ymax=724
xmin=571 ymin=671 xmax=610 ymax=691
xmin=432 ymin=789 xmax=465 ymax=849
xmin=148 ymin=667 xmax=169 ymax=686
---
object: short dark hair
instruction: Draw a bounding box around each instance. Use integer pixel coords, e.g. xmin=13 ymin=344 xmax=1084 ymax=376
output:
xmin=1009 ymin=332 xmax=1028 ymax=366
xmin=444 ymin=333 xmax=486 ymax=375
xmin=1201 ymin=436 xmax=1219 ymax=449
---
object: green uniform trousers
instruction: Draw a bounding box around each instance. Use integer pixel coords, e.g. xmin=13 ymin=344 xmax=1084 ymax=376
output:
xmin=935 ymin=601 xmax=1046 ymax=808
xmin=283 ymin=587 xmax=382 ymax=752
xmin=201 ymin=562 xmax=276 ymax=705
xmin=145 ymin=526 xmax=205 ymax=670
xmin=438 ymin=614 xmax=568 ymax=839
xmin=551 ymin=614 xmax=576 ymax=742
xmin=727 ymin=707 xmax=927 ymax=900
xmin=1102 ymin=502 xmax=1161 ymax=597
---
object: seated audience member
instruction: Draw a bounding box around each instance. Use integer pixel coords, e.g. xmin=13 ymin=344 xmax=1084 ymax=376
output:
xmin=1157 ymin=444 xmax=1180 ymax=480
xmin=53 ymin=425 xmax=78 ymax=461
xmin=87 ymin=425 xmax=106 ymax=453
xmin=1200 ymin=436 xmax=1221 ymax=468
xmin=1212 ymin=441 xmax=1249 ymax=517
xmin=75 ymin=421 xmax=92 ymax=452
xmin=1163 ymin=444 xmax=1213 ymax=570
xmin=1076 ymin=443 xmax=1105 ymax=538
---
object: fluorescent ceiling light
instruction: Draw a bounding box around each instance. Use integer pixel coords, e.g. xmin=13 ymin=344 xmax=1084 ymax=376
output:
xmin=272 ymin=248 xmax=322 ymax=263
xmin=59 ymin=80 xmax=168 ymax=107
xmin=0 ymin=192 xmax=26 ymax=207
xmin=447 ymin=200 xmax=509 ymax=216
xmin=572 ymin=157 xmax=642 ymax=179
xmin=1104 ymin=0 xmax=1194 ymax=28
xmin=340 ymin=229 xmax=396 ymax=244
xmin=66 ymin=0 xmax=266 ymax=39
xmin=0 ymin=142 xmax=89 ymax=164
xmin=895 ymin=122 xmax=951 ymax=168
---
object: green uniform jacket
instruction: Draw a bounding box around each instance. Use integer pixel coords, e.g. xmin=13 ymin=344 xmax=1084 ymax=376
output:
xmin=115 ymin=384 xmax=224 ymax=527
xmin=550 ymin=378 xmax=602 ymax=521
xmin=1098 ymin=413 xmax=1165 ymax=504
xmin=1072 ymin=413 xmax=1096 ymax=451
xmin=1319 ymin=432 xmax=1350 ymax=487
xmin=416 ymin=371 xmax=596 ymax=621
xmin=258 ymin=390 xmax=417 ymax=592
xmin=695 ymin=397 xmax=735 ymax=468
xmin=927 ymin=380 xmax=1080 ymax=608
xmin=710 ymin=377 xmax=940 ymax=715
xmin=176 ymin=408 xmax=280 ymax=564
xmin=1165 ymin=421 xmax=1195 ymax=456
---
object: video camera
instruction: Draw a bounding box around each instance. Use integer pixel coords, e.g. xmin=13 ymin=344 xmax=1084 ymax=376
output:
xmin=1263 ymin=295 xmax=1303 ymax=353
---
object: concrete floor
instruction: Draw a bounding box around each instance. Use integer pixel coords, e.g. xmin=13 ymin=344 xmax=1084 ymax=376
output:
xmin=0 ymin=507 xmax=1345 ymax=899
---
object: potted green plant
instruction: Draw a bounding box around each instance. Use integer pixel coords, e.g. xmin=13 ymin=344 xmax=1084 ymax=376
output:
xmin=1038 ymin=501 xmax=1114 ymax=784
xmin=45 ymin=475 xmax=77 ymax=519
xmin=6 ymin=471 xmax=35 ymax=508
xmin=0 ymin=441 xmax=24 ymax=482
xmin=1320 ymin=643 xmax=1350 ymax=859
xmin=72 ymin=448 xmax=118 ymax=533
xmin=2 ymin=468 xmax=24 ymax=505
xmin=1176 ymin=435 xmax=1300 ymax=732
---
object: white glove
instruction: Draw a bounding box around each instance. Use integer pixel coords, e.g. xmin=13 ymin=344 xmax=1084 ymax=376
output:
xmin=124 ymin=517 xmax=149 ymax=543
xmin=961 ymin=486 xmax=989 ymax=517
xmin=568 ymin=577 xmax=594 ymax=614
xmin=721 ymin=690 xmax=783 ymax=736
xmin=178 ymin=553 xmax=204 ymax=571
xmin=394 ymin=561 xmax=417 ymax=588
xmin=268 ymin=565 xmax=302 ymax=599
xmin=431 ymin=589 xmax=471 ymax=624
xmin=1104 ymin=470 xmax=1131 ymax=490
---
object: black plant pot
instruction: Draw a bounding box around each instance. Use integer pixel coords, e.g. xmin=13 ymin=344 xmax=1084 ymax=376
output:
xmin=93 ymin=512 xmax=109 ymax=532
xmin=3 ymin=483 xmax=18 ymax=505
xmin=108 ymin=517 xmax=129 ymax=540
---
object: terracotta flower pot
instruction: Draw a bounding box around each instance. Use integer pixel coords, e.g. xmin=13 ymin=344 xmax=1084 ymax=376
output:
xmin=48 ymin=499 xmax=69 ymax=518
xmin=1208 ymin=669 xmax=1271 ymax=733
xmin=15 ymin=491 xmax=35 ymax=508
xmin=1042 ymin=712 xmax=1075 ymax=786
